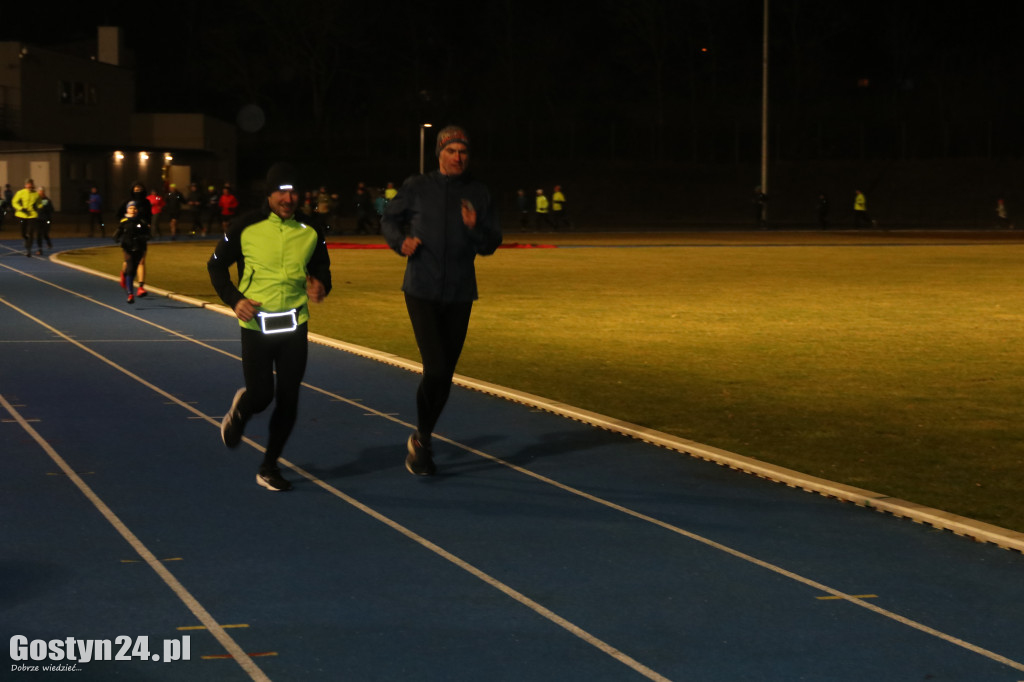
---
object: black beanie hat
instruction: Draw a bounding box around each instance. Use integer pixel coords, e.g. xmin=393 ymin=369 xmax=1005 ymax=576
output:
xmin=266 ymin=162 xmax=299 ymax=194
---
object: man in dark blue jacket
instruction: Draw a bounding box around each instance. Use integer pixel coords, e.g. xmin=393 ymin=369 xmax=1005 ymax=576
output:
xmin=381 ymin=125 xmax=502 ymax=475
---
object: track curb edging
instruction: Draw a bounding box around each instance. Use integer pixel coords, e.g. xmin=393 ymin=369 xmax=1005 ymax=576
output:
xmin=52 ymin=253 xmax=1024 ymax=554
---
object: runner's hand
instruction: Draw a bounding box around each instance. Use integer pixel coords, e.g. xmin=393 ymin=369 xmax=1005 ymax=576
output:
xmin=461 ymin=199 xmax=476 ymax=229
xmin=401 ymin=236 xmax=422 ymax=256
xmin=306 ymin=276 xmax=326 ymax=303
xmin=234 ymin=298 xmax=262 ymax=322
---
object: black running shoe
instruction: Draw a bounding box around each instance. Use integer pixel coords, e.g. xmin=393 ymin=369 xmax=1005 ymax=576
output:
xmin=220 ymin=388 xmax=246 ymax=448
xmin=256 ymin=467 xmax=293 ymax=491
xmin=405 ymin=433 xmax=436 ymax=476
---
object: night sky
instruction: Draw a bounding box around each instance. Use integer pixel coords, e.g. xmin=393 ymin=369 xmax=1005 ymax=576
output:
xmin=4 ymin=0 xmax=1024 ymax=164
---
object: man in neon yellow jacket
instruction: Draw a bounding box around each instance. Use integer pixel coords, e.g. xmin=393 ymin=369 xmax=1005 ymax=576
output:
xmin=208 ymin=162 xmax=332 ymax=491
xmin=12 ymin=178 xmax=40 ymax=257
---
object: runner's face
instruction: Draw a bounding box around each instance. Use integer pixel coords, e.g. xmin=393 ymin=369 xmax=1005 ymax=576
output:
xmin=438 ymin=143 xmax=469 ymax=176
xmin=269 ymin=189 xmax=299 ymax=219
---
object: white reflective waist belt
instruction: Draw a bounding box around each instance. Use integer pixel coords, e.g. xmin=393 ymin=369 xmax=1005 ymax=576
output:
xmin=257 ymin=309 xmax=299 ymax=334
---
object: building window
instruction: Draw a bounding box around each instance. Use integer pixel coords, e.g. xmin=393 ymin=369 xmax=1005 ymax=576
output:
xmin=59 ymin=81 xmax=97 ymax=106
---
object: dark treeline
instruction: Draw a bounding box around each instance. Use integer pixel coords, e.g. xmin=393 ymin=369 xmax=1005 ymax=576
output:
xmin=9 ymin=0 xmax=1024 ymax=165
xmin=164 ymin=0 xmax=1024 ymax=164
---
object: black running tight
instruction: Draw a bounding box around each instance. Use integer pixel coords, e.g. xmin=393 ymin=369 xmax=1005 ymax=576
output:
xmin=404 ymin=294 xmax=473 ymax=442
xmin=238 ymin=323 xmax=308 ymax=467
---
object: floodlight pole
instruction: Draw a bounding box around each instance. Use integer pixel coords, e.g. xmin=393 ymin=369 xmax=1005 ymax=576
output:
xmin=760 ymin=0 xmax=769 ymax=223
xmin=419 ymin=123 xmax=432 ymax=175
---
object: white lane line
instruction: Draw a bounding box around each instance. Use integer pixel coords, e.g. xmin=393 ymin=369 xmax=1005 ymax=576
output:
xmin=0 ymin=291 xmax=674 ymax=682
xmin=298 ymin=384 xmax=1024 ymax=675
xmin=0 ymin=394 xmax=269 ymax=682
xmin=15 ymin=258 xmax=1024 ymax=676
xmin=283 ymin=458 xmax=672 ymax=681
xmin=455 ymin=449 xmax=1024 ymax=673
xmin=0 ymin=262 xmax=243 ymax=361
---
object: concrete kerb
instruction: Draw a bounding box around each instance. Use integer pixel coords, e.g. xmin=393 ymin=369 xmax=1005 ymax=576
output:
xmin=51 ymin=252 xmax=1024 ymax=554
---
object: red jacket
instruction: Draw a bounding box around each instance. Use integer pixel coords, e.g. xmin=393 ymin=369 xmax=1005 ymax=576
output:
xmin=147 ymin=193 xmax=166 ymax=214
xmin=218 ymin=192 xmax=239 ymax=217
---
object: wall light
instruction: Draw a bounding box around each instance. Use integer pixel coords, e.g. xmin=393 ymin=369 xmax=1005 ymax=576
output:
xmin=139 ymin=152 xmax=149 ymax=162
xmin=114 ymin=151 xmax=124 ymax=161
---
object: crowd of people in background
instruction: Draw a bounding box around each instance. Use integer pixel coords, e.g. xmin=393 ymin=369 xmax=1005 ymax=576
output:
xmin=69 ymin=179 xmax=406 ymax=239
xmin=3 ymin=178 xmax=55 ymax=256
xmin=1 ymin=178 xmax=573 ymax=242
xmin=290 ymin=180 xmax=402 ymax=235
xmin=66 ymin=181 xmax=242 ymax=241
xmin=515 ymin=185 xmax=570 ymax=231
xmin=9 ymin=176 xmax=1024 ymax=241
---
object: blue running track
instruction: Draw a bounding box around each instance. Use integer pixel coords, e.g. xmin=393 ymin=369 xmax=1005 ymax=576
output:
xmin=2 ymin=238 xmax=1023 ymax=681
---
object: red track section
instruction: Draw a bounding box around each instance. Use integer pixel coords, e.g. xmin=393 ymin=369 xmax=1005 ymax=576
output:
xmin=327 ymin=242 xmax=556 ymax=249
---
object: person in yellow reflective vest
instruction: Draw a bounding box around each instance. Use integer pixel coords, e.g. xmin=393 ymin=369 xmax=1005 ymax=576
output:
xmin=209 ymin=162 xmax=333 ymax=492
xmin=12 ymin=178 xmax=40 ymax=257
xmin=535 ymin=188 xmax=553 ymax=231
xmin=853 ymin=189 xmax=876 ymax=228
xmin=552 ymin=184 xmax=569 ymax=229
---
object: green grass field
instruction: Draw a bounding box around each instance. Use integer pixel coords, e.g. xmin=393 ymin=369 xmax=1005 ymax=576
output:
xmin=61 ymin=231 xmax=1024 ymax=533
